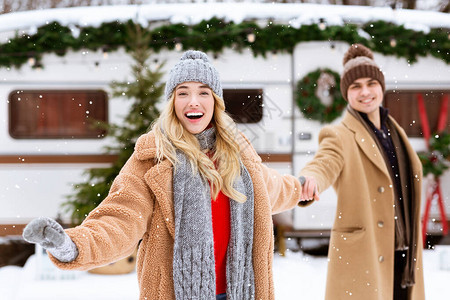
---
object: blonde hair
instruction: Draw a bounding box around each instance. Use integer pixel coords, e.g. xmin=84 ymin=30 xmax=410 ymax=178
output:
xmin=152 ymin=92 xmax=246 ymax=203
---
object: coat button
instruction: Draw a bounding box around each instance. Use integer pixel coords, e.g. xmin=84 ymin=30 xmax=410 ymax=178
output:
xmin=377 ymin=221 xmax=384 ymax=228
xmin=378 ymin=255 xmax=384 ymax=263
xmin=378 ymin=186 xmax=385 ymax=193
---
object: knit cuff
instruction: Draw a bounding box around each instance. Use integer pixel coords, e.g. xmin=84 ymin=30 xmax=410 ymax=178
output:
xmin=47 ymin=233 xmax=79 ymax=263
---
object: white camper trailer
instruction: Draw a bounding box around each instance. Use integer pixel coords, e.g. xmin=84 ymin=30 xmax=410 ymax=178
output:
xmin=0 ymin=4 xmax=449 ymax=242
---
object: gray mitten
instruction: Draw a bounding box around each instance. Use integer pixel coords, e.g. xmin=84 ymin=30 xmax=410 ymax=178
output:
xmin=23 ymin=217 xmax=78 ymax=263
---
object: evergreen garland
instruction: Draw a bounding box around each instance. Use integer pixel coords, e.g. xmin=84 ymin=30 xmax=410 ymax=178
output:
xmin=296 ymin=68 xmax=346 ymax=123
xmin=62 ymin=23 xmax=165 ymax=225
xmin=0 ymin=18 xmax=448 ymax=69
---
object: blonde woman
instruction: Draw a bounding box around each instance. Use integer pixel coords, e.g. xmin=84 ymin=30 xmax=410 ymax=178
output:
xmin=23 ymin=50 xmax=307 ymax=300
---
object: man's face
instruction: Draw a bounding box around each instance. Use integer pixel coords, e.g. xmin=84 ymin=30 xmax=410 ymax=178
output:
xmin=347 ymin=77 xmax=383 ymax=119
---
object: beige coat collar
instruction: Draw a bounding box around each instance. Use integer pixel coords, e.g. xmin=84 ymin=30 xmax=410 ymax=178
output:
xmin=341 ymin=110 xmax=390 ymax=178
xmin=133 ymin=131 xmax=261 ymax=239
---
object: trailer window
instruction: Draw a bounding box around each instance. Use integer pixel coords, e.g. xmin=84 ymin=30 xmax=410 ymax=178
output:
xmin=9 ymin=90 xmax=108 ymax=139
xmin=223 ymin=89 xmax=263 ymax=123
xmin=384 ymin=91 xmax=450 ymax=137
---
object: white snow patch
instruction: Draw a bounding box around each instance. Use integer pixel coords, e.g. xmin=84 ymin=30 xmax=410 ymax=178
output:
xmin=0 ymin=247 xmax=449 ymax=299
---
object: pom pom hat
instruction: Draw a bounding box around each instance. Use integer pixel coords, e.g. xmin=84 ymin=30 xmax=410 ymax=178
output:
xmin=164 ymin=50 xmax=223 ymax=101
xmin=340 ymin=44 xmax=385 ymax=101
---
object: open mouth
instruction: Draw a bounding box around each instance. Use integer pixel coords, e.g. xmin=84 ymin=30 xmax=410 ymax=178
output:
xmin=186 ymin=112 xmax=204 ymax=120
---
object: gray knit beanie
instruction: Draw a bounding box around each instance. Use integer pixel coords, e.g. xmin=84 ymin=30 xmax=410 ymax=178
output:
xmin=340 ymin=44 xmax=385 ymax=101
xmin=164 ymin=50 xmax=223 ymax=101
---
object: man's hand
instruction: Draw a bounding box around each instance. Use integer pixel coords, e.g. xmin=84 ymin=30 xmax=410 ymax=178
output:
xmin=299 ymin=176 xmax=320 ymax=201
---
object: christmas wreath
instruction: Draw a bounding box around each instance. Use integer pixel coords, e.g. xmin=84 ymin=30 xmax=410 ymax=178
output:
xmin=418 ymin=132 xmax=450 ymax=178
xmin=296 ymin=68 xmax=346 ymax=123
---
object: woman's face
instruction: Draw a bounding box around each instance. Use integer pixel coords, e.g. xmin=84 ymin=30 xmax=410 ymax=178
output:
xmin=174 ymin=81 xmax=215 ymax=134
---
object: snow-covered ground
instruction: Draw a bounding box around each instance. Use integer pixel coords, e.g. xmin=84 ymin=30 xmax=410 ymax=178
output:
xmin=1 ymin=246 xmax=450 ymax=299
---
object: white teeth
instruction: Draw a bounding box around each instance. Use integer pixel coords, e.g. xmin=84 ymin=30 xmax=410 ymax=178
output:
xmin=186 ymin=112 xmax=203 ymax=117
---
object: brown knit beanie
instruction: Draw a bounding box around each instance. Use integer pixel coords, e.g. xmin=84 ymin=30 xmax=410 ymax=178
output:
xmin=340 ymin=44 xmax=385 ymax=101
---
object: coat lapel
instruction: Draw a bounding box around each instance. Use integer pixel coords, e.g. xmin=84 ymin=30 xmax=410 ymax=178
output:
xmin=342 ymin=111 xmax=390 ymax=178
xmin=135 ymin=132 xmax=176 ymax=239
xmin=144 ymin=159 xmax=175 ymax=239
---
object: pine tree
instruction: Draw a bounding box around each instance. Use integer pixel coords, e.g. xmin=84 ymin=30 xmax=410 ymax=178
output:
xmin=62 ymin=22 xmax=165 ymax=225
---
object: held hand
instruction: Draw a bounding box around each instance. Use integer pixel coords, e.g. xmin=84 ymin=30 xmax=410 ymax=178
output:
xmin=23 ymin=217 xmax=78 ymax=262
xmin=299 ymin=176 xmax=320 ymax=202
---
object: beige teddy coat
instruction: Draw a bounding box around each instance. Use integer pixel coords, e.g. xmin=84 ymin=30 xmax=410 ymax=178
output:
xmin=50 ymin=131 xmax=303 ymax=300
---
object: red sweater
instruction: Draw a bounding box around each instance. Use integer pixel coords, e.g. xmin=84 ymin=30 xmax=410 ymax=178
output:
xmin=211 ymin=190 xmax=230 ymax=295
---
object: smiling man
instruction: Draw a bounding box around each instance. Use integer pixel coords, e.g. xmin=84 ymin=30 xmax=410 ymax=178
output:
xmin=299 ymin=44 xmax=425 ymax=300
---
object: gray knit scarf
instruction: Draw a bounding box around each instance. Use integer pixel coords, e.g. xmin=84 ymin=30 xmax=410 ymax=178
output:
xmin=172 ymin=127 xmax=255 ymax=300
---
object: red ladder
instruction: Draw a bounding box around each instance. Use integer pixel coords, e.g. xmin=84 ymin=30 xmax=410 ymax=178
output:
xmin=418 ymin=93 xmax=448 ymax=247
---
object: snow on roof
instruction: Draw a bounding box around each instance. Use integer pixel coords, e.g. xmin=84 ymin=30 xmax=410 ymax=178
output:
xmin=0 ymin=3 xmax=448 ymax=36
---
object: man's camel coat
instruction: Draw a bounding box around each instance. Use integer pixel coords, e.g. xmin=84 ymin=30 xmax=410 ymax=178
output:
xmin=301 ymin=111 xmax=425 ymax=300
xmin=50 ymin=131 xmax=303 ymax=300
